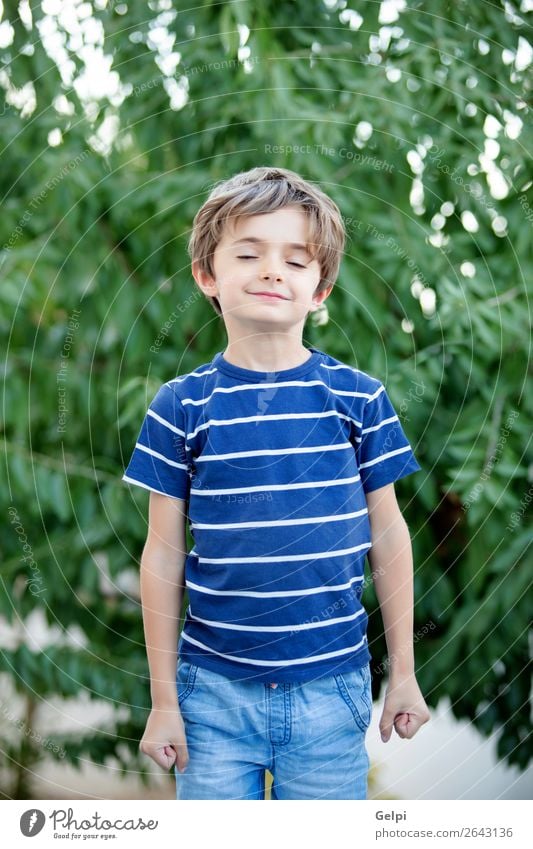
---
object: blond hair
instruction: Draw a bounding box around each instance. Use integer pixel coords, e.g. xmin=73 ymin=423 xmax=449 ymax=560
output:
xmin=187 ymin=166 xmax=346 ymax=317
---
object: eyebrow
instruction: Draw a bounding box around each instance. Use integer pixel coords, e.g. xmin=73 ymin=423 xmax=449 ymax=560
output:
xmin=231 ymin=237 xmax=311 ymax=253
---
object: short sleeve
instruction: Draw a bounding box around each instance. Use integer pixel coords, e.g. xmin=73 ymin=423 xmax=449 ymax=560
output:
xmin=357 ymin=381 xmax=422 ymax=494
xmin=121 ymin=382 xmax=190 ymax=500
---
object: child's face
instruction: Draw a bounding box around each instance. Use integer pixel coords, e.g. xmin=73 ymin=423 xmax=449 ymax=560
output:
xmin=192 ymin=205 xmax=332 ymax=332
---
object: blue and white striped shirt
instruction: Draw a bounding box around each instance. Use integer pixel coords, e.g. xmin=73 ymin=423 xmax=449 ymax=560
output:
xmin=122 ymin=347 xmax=422 ymax=682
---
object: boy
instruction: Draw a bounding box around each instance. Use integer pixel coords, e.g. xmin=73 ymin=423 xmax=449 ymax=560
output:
xmin=122 ymin=166 xmax=430 ymax=800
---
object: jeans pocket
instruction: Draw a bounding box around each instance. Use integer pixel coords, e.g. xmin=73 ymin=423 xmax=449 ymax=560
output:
xmin=177 ymin=660 xmax=198 ymax=708
xmin=334 ymin=664 xmax=373 ymax=733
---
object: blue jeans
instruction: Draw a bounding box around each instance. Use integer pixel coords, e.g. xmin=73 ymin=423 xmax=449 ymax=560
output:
xmin=174 ymin=659 xmax=372 ymax=800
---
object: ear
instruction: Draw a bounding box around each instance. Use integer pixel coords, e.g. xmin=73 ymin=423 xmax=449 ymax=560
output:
xmin=192 ymin=259 xmax=218 ymax=299
xmin=310 ymin=283 xmax=333 ymax=310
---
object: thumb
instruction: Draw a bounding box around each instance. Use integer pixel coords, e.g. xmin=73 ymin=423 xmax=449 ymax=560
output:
xmin=149 ymin=743 xmax=177 ymax=770
xmin=381 ymin=710 xmax=410 ymax=742
xmin=394 ymin=712 xmax=411 ymax=738
xmin=163 ymin=745 xmax=177 ymax=768
xmin=140 ymin=736 xmax=178 ymax=770
xmin=380 ymin=706 xmax=402 ymax=742
xmin=169 ymin=737 xmax=189 ymax=774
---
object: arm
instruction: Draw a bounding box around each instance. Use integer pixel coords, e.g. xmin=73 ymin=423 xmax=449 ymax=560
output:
xmin=141 ymin=491 xmax=187 ymax=707
xmin=366 ymin=483 xmax=430 ymax=741
xmin=367 ymin=483 xmax=415 ymax=678
xmin=138 ymin=491 xmax=189 ymax=771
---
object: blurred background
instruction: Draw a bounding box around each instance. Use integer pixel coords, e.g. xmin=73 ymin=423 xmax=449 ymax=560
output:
xmin=0 ymin=0 xmax=531 ymax=800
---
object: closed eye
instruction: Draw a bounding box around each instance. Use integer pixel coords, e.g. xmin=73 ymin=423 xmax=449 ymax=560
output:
xmin=237 ymin=256 xmax=306 ymax=268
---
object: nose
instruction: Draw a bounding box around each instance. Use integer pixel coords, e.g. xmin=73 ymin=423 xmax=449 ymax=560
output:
xmin=259 ymin=269 xmax=283 ymax=282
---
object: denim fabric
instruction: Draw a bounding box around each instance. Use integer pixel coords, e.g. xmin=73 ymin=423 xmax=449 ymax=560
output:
xmin=174 ymin=659 xmax=372 ymax=800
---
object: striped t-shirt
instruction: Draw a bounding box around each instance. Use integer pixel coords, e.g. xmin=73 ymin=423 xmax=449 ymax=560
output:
xmin=122 ymin=346 xmax=422 ymax=683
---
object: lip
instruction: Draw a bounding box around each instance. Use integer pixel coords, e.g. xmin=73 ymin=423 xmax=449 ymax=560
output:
xmin=249 ymin=292 xmax=289 ymax=300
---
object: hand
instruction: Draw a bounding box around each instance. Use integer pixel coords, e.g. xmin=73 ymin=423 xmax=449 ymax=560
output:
xmin=139 ymin=706 xmax=189 ymax=772
xmin=379 ymin=672 xmax=430 ymax=742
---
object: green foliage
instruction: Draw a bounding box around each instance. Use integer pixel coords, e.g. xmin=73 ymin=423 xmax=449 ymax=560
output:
xmin=0 ymin=0 xmax=531 ymax=795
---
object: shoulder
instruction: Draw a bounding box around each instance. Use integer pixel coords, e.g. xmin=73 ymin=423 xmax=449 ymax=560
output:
xmin=316 ymin=349 xmax=384 ymax=398
xmin=162 ymin=358 xmax=217 ymax=401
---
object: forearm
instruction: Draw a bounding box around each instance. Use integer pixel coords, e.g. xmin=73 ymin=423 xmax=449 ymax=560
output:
xmin=368 ymin=515 xmax=415 ymax=677
xmin=140 ymin=542 xmax=185 ymax=709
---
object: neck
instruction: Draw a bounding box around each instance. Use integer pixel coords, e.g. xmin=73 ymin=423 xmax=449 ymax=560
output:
xmin=222 ymin=334 xmax=311 ymax=372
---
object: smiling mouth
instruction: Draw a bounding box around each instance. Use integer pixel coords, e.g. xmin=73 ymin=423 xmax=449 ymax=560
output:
xmin=250 ymin=292 xmax=289 ymax=300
